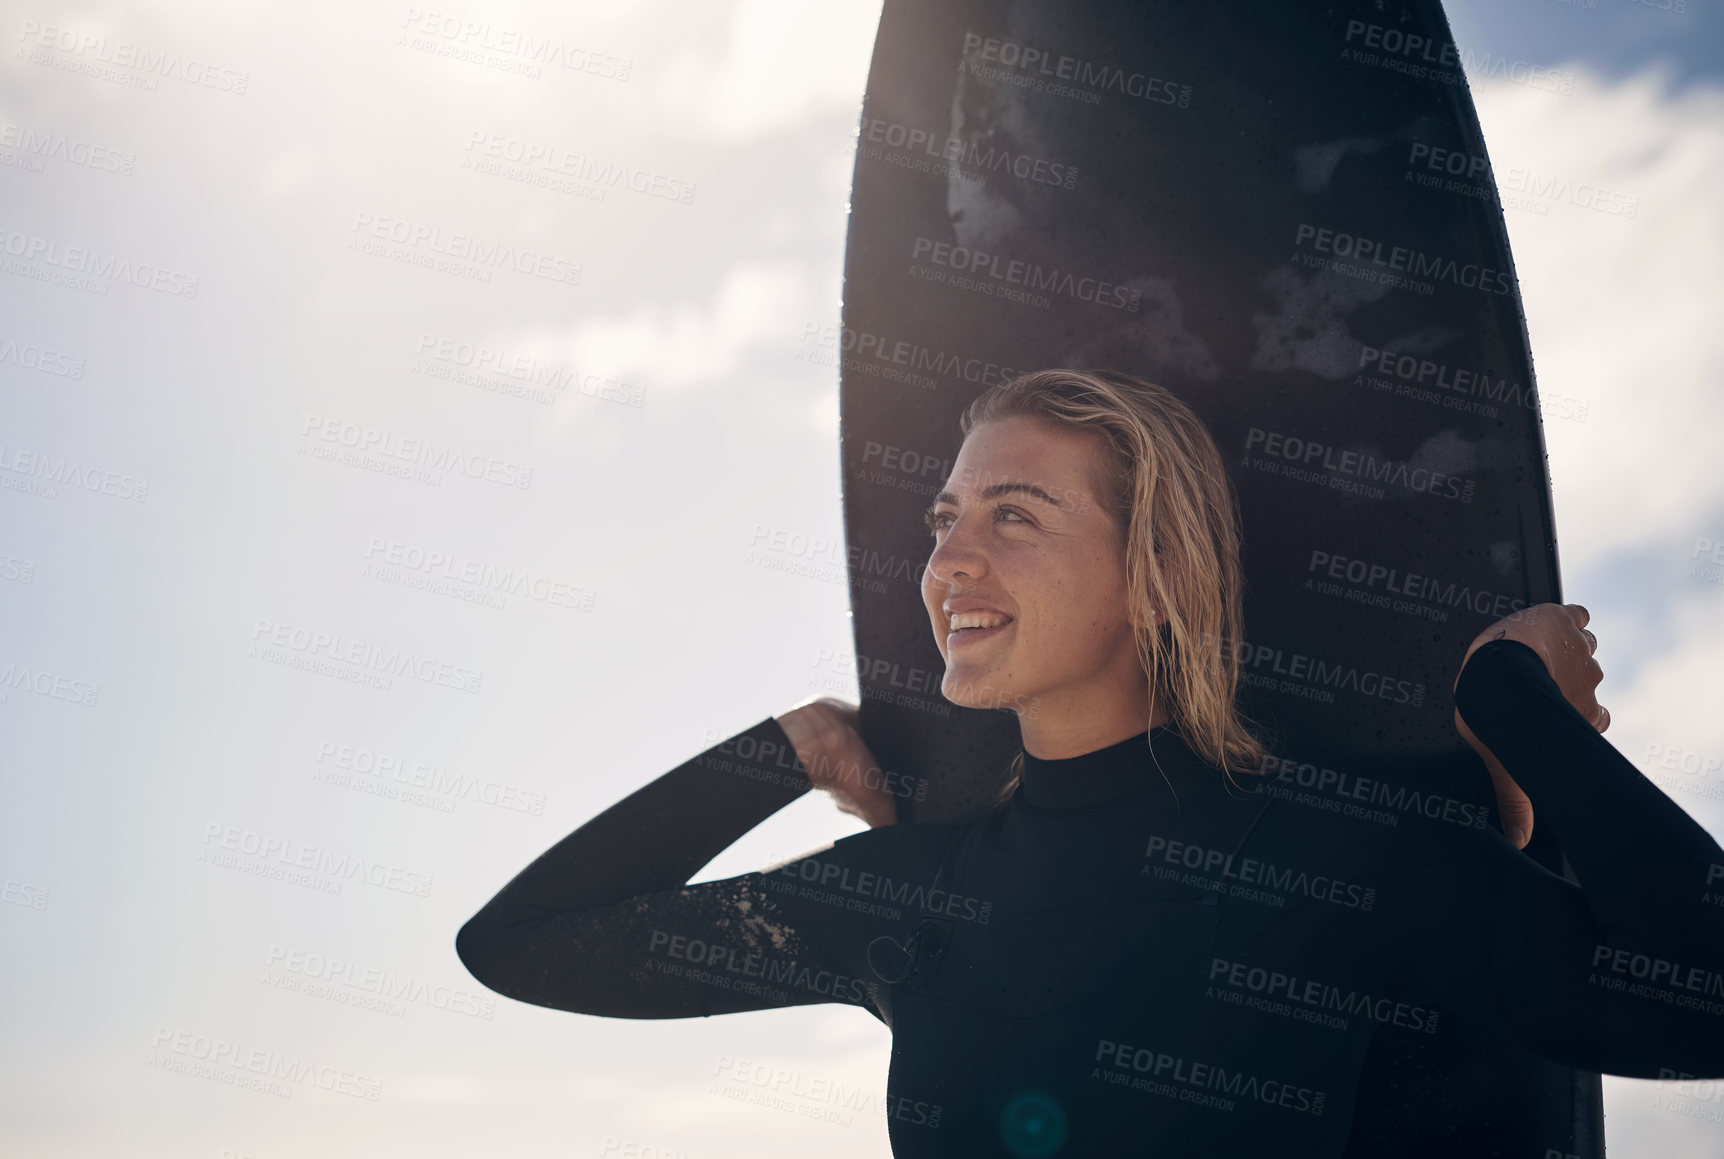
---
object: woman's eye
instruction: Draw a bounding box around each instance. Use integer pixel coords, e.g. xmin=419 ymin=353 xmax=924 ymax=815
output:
xmin=923 ymin=506 xmax=1029 ymax=536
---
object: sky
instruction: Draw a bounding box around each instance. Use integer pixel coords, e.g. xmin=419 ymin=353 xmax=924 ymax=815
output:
xmin=1 ymin=0 xmax=1722 ymax=1156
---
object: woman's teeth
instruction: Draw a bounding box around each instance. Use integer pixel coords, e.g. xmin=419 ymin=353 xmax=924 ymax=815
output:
xmin=951 ymin=612 xmax=1011 ymax=631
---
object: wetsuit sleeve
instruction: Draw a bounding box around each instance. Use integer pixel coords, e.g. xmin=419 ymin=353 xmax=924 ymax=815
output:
xmin=1395 ymin=637 xmax=1724 ymax=1078
xmin=454 ymin=716 xmax=920 ymax=1021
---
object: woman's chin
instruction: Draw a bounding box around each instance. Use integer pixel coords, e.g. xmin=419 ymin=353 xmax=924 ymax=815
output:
xmin=941 ymin=670 xmax=1010 ymax=709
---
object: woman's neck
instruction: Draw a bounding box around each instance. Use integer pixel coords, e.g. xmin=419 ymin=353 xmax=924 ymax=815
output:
xmin=1018 ymin=687 xmax=1171 ymax=760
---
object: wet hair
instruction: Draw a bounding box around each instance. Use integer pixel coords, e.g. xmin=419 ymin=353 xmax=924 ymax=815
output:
xmin=957 ymin=368 xmax=1272 ymax=800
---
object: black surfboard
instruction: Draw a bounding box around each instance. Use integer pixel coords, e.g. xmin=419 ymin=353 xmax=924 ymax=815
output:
xmin=837 ymin=1 xmax=1599 ymax=1156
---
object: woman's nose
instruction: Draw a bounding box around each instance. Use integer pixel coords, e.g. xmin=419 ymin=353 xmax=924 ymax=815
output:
xmin=926 ymin=515 xmax=987 ymax=582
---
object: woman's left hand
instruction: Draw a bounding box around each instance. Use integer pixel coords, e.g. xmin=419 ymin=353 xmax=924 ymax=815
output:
xmin=774 ymin=696 xmax=899 ymax=829
xmin=1452 ymin=602 xmax=1610 ymax=850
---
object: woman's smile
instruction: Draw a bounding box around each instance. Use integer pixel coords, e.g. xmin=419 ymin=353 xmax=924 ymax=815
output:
xmin=948 ymin=617 xmax=1015 ymax=649
xmin=945 ymin=601 xmax=1017 ymax=650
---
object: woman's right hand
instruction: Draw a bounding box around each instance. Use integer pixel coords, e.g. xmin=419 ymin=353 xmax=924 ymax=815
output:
xmin=773 ymin=696 xmax=899 ymax=829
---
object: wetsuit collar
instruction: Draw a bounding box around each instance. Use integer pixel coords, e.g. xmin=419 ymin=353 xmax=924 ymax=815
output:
xmin=1018 ymin=724 xmax=1195 ymax=811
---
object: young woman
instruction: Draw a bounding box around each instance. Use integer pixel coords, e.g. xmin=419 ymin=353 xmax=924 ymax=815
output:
xmin=456 ymin=369 xmax=1724 ymax=1157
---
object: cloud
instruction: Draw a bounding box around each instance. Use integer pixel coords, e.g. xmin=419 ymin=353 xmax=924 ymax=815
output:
xmin=1473 ymin=66 xmax=1724 ymax=574
xmin=1606 ymin=588 xmax=1724 ymax=799
xmin=499 ymin=260 xmax=813 ymax=398
xmin=652 ymin=0 xmax=883 ymax=141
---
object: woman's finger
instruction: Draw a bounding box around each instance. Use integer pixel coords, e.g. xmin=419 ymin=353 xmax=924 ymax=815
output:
xmin=1581 ymin=627 xmax=1597 ymax=654
xmin=1565 ymin=602 xmax=1590 ymax=630
xmin=1594 ymin=703 xmax=1610 ymax=732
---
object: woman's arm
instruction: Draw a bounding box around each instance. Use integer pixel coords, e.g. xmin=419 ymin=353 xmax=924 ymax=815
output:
xmin=454 ymin=715 xmax=942 ymax=1020
xmin=1398 ymin=636 xmax=1724 ymax=1077
xmin=1454 ymin=636 xmax=1721 ymax=938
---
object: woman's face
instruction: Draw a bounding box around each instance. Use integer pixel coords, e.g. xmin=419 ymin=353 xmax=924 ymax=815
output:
xmin=921 ymin=415 xmax=1145 ymax=719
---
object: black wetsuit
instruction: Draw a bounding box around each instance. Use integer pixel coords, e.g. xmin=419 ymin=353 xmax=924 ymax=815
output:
xmin=455 ymin=639 xmax=1724 ymax=1156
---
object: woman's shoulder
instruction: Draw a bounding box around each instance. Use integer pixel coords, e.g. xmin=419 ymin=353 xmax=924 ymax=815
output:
xmin=811 ymin=817 xmax=972 ymax=883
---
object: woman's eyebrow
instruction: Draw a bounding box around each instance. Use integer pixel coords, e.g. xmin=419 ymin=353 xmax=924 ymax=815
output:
xmin=923 ymin=480 xmax=1066 ymax=522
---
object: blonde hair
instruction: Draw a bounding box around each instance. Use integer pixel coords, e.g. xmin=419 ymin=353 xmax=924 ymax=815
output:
xmin=957 ymin=368 xmax=1273 ymax=800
